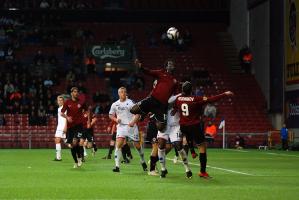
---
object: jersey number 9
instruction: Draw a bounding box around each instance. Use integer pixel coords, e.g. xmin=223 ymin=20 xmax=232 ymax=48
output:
xmin=181 ymin=103 xmax=189 ymax=116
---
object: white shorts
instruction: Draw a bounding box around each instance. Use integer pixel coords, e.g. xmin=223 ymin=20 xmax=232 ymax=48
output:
xmin=116 ymin=125 xmax=139 ymax=142
xmin=157 ymin=125 xmax=181 ymax=143
xmin=55 ymin=130 xmax=66 ymax=138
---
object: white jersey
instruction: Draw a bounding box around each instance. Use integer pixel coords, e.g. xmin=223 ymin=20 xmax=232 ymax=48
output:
xmin=109 ymin=98 xmax=135 ymax=126
xmin=167 ymin=94 xmax=180 ymax=126
xmin=56 ymin=106 xmax=67 ymax=131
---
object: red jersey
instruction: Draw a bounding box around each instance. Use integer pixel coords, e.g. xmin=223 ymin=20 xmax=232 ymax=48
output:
xmin=143 ymin=68 xmax=178 ymax=105
xmin=61 ymin=99 xmax=86 ymax=128
xmin=175 ymin=93 xmax=227 ymax=126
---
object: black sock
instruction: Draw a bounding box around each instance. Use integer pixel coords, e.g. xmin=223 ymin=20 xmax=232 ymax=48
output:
xmin=93 ymin=143 xmax=98 ymax=152
xmin=150 ymin=156 xmax=158 ymax=171
xmin=108 ymin=145 xmax=114 ymax=156
xmin=199 ymin=153 xmax=207 ymax=173
xmin=127 ymin=145 xmax=132 ymax=158
xmin=71 ymin=147 xmax=78 ymax=163
xmin=77 ymin=146 xmax=84 ymax=158
xmin=174 ymin=148 xmax=179 ymax=157
xmin=122 ymin=145 xmax=128 ymax=160
xmin=183 ymin=145 xmax=189 ymax=155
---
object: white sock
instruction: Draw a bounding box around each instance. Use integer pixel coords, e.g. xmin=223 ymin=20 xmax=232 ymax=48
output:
xmin=136 ymin=147 xmax=145 ymax=163
xmin=114 ymin=147 xmax=122 ymax=168
xmin=83 ymin=146 xmax=87 ymax=156
xmin=179 ymin=149 xmax=191 ymax=172
xmin=158 ymin=148 xmax=166 ymax=171
xmin=56 ymin=143 xmax=61 ymax=160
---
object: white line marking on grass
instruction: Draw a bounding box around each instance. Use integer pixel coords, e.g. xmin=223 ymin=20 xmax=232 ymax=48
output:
xmin=224 ymin=149 xmax=250 ymax=153
xmin=166 ymin=158 xmax=255 ymax=176
xmin=266 ymin=152 xmax=299 ymax=158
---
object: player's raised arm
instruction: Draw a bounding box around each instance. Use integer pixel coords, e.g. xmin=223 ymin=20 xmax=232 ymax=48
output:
xmin=203 ymin=91 xmax=234 ymax=103
xmin=134 ymin=58 xmax=163 ymax=77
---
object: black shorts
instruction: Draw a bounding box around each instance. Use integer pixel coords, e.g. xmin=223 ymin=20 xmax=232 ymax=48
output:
xmin=83 ymin=128 xmax=93 ymax=142
xmin=137 ymin=96 xmax=168 ymax=123
xmin=145 ymin=120 xmax=158 ymax=144
xmin=111 ymin=132 xmax=116 ymax=141
xmin=180 ymin=123 xmax=205 ymax=145
xmin=66 ymin=125 xmax=84 ymax=143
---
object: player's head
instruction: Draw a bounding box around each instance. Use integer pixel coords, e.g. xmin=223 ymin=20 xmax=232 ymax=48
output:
xmin=182 ymin=81 xmax=192 ymax=95
xmin=118 ymin=87 xmax=127 ymax=101
xmin=70 ymin=87 xmax=79 ymax=99
xmin=57 ymin=95 xmax=64 ymax=106
xmin=164 ymin=59 xmax=175 ymax=74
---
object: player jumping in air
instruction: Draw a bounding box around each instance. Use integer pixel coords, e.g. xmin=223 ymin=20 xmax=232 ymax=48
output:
xmin=130 ymin=59 xmax=178 ymax=132
xmin=109 ymin=87 xmax=147 ymax=173
xmin=174 ymin=82 xmax=233 ymax=178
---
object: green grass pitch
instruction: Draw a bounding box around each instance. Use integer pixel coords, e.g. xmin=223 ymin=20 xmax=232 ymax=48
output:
xmin=0 ymin=148 xmax=299 ymax=200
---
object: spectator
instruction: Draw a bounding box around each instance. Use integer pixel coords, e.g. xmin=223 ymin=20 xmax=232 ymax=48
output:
xmin=280 ymin=123 xmax=289 ymax=150
xmin=33 ymin=50 xmax=45 ymax=66
xmin=5 ymin=46 xmax=14 ymax=61
xmin=58 ymin=0 xmax=68 ymax=9
xmin=85 ymin=54 xmax=96 ymax=74
xmin=0 ymin=114 xmax=6 ymax=126
xmin=195 ymin=85 xmax=204 ymax=96
xmin=93 ymin=91 xmax=101 ymax=103
xmin=239 ymin=45 xmax=253 ymax=74
xmin=205 ymin=121 xmax=217 ymax=143
xmin=40 ymin=0 xmax=50 ymax=9
xmin=204 ymin=103 xmax=217 ymax=119
xmin=43 ymin=76 xmax=54 ymax=88
xmin=235 ymin=135 xmax=245 ymax=149
xmin=4 ymin=81 xmax=14 ymax=98
xmin=9 ymin=88 xmax=22 ymax=102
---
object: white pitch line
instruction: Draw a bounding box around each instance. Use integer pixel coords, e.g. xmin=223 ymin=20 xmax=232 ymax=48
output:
xmin=266 ymin=152 xmax=299 ymax=158
xmin=166 ymin=158 xmax=255 ymax=176
xmin=224 ymin=149 xmax=250 ymax=153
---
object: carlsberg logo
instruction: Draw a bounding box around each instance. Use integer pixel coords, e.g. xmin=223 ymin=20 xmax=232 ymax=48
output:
xmin=92 ymin=46 xmax=125 ymax=59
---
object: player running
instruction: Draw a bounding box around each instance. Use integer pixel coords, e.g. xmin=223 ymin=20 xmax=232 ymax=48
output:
xmin=102 ymin=120 xmax=117 ymax=159
xmin=130 ymin=59 xmax=178 ymax=132
xmin=157 ymin=94 xmax=192 ymax=178
xmin=61 ymin=87 xmax=86 ymax=168
xmin=174 ymin=81 xmax=233 ymax=178
xmin=110 ymin=87 xmax=147 ymax=173
xmin=53 ymin=95 xmax=67 ymax=161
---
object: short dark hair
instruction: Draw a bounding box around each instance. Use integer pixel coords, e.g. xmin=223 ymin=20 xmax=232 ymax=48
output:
xmin=182 ymin=81 xmax=192 ymax=95
xmin=71 ymin=87 xmax=79 ymax=92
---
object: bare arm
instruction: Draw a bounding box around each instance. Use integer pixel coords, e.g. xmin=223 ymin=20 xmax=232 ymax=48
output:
xmin=128 ymin=114 xmax=140 ymax=127
xmin=109 ymin=114 xmax=120 ymax=124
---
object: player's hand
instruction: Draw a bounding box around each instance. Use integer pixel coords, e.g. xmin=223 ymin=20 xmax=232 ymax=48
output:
xmin=134 ymin=59 xmax=142 ymax=68
xmin=107 ymin=126 xmax=111 ymax=133
xmin=66 ymin=116 xmax=73 ymax=123
xmin=224 ymin=91 xmax=234 ymax=96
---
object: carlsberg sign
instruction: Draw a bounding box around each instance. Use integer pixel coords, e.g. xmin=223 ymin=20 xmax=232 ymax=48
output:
xmin=88 ymin=43 xmax=132 ymax=62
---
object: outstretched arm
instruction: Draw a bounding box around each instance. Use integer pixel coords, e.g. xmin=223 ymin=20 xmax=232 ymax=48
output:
xmin=134 ymin=58 xmax=163 ymax=78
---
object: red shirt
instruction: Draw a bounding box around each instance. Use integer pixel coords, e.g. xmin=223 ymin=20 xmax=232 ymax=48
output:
xmin=61 ymin=99 xmax=86 ymax=128
xmin=143 ymin=68 xmax=178 ymax=105
xmin=175 ymin=93 xmax=227 ymax=126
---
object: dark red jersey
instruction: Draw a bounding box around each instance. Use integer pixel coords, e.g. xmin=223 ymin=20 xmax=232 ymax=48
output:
xmin=175 ymin=93 xmax=227 ymax=126
xmin=61 ymin=99 xmax=86 ymax=128
xmin=143 ymin=68 xmax=178 ymax=105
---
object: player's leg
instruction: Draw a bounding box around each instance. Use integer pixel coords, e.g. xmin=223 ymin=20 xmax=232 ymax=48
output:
xmin=148 ymin=142 xmax=159 ymax=176
xmin=71 ymin=138 xmax=79 ymax=168
xmin=54 ymin=137 xmax=62 ymax=161
xmin=78 ymin=138 xmax=85 ymax=164
xmin=129 ymin=98 xmax=150 ymax=121
xmin=121 ymin=140 xmax=130 ymax=163
xmin=113 ymin=136 xmax=125 ymax=172
xmin=103 ymin=132 xmax=116 ymax=159
xmin=131 ymin=126 xmax=147 ymax=171
xmin=173 ymin=146 xmax=179 ymax=164
xmin=170 ymin=126 xmax=192 ymax=178
xmin=157 ymin=130 xmax=168 ymax=178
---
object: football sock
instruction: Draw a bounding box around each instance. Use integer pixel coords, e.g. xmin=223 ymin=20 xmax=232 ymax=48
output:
xmin=183 ymin=144 xmax=189 ymax=155
xmin=108 ymin=145 xmax=114 ymax=156
xmin=136 ymin=147 xmax=145 ymax=163
xmin=114 ymin=147 xmax=122 ymax=167
xmin=150 ymin=156 xmax=158 ymax=171
xmin=71 ymin=147 xmax=78 ymax=163
xmin=174 ymin=148 xmax=179 ymax=157
xmin=199 ymin=153 xmax=207 ymax=173
xmin=178 ymin=149 xmax=191 ymax=172
xmin=83 ymin=146 xmax=87 ymax=156
xmin=56 ymin=143 xmax=61 ymax=160
xmin=158 ymin=148 xmax=166 ymax=171
xmin=78 ymin=146 xmax=84 ymax=158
